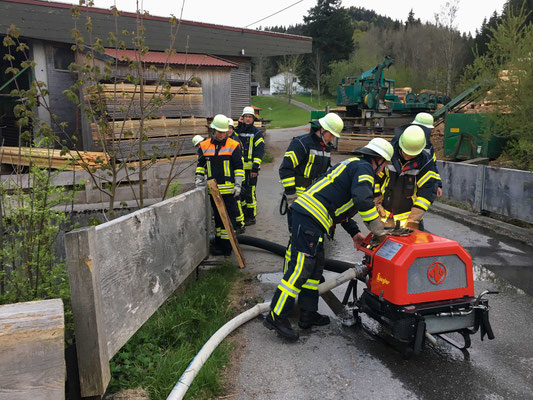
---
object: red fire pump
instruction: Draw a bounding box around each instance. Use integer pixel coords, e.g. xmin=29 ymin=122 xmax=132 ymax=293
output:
xmin=342 ymin=229 xmax=496 ymax=356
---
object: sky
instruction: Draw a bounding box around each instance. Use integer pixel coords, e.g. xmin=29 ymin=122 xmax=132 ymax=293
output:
xmin=56 ymin=0 xmax=508 ymax=36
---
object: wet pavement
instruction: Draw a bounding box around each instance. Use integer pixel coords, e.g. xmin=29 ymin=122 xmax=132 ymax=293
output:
xmin=232 ymin=126 xmax=533 ymax=400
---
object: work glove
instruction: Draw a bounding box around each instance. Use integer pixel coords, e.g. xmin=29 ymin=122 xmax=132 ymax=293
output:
xmin=405 ymin=207 xmax=425 ymax=230
xmin=365 ymin=217 xmax=387 ymax=245
xmin=195 ymin=174 xmax=206 ymax=188
xmin=233 ymin=176 xmax=243 ymax=198
xmin=285 ymin=193 xmax=298 ymax=207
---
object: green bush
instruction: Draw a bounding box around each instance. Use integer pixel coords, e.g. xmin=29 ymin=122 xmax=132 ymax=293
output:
xmin=0 ymin=166 xmax=74 ymax=339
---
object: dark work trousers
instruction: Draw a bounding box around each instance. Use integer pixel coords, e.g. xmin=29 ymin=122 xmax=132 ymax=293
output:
xmin=241 ymin=170 xmax=258 ymax=219
xmin=270 ymin=210 xmax=325 ymax=319
xmin=210 ymin=194 xmax=237 ymax=252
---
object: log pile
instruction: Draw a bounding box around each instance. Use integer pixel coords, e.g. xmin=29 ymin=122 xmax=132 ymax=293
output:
xmin=337 ymin=127 xmax=395 ymax=154
xmin=0 ymin=146 xmax=106 ymax=170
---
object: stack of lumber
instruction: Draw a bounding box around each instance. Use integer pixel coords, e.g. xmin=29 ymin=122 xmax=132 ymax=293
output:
xmin=0 ymin=146 xmax=106 ymax=170
xmin=87 ymin=83 xmax=204 ymax=121
xmin=337 ymin=127 xmax=395 ymax=154
xmin=91 ymin=117 xmax=208 ymax=140
xmin=88 ymin=82 xmax=206 ymax=160
xmin=92 ymin=117 xmax=208 ymax=159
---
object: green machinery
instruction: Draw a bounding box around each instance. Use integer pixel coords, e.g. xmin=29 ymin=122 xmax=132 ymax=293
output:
xmin=433 ymin=83 xmax=506 ymax=161
xmin=337 ymin=56 xmax=450 ymax=119
xmin=443 ymin=113 xmax=506 ymax=160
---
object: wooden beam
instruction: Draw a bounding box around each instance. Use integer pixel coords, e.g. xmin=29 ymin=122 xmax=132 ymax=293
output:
xmin=207 ymin=179 xmax=245 ymax=268
xmin=65 ymin=227 xmax=111 ymax=397
xmin=0 ymin=299 xmax=65 ymax=400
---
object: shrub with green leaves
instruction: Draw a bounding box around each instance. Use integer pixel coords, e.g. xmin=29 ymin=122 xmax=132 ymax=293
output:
xmin=0 ymin=166 xmax=74 ymax=339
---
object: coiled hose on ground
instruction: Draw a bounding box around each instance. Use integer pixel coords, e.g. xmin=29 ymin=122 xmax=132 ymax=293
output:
xmin=166 ymin=235 xmax=366 ymax=400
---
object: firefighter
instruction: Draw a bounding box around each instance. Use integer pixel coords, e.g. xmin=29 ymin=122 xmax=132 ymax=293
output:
xmin=195 ymin=114 xmax=244 ymax=256
xmin=410 ymin=112 xmax=443 ymax=198
xmin=376 ymin=125 xmax=440 ymax=230
xmin=192 ymin=134 xmax=205 ymax=148
xmin=235 ymin=106 xmax=265 ymax=226
xmin=264 ymin=138 xmax=394 ymax=341
xmin=279 ymin=112 xmax=343 ymax=231
xmin=227 ymin=117 xmax=245 ymax=234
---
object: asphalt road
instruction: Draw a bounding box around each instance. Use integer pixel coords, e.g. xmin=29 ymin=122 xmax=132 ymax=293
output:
xmin=233 ymin=126 xmax=533 ymax=400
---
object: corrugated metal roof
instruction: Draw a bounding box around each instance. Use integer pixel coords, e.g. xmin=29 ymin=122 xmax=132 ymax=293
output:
xmin=1 ymin=0 xmax=312 ymax=57
xmin=104 ymin=49 xmax=237 ymax=68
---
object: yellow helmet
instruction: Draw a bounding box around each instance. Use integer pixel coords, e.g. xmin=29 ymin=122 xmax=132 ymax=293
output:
xmin=399 ymin=125 xmax=426 ymax=156
xmin=210 ymin=114 xmax=229 ymax=132
xmin=318 ymin=112 xmax=344 ymax=137
xmin=412 ymin=112 xmax=434 ymax=128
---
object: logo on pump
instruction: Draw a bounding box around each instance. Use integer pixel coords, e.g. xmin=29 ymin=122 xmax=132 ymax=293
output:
xmin=427 ymin=262 xmax=447 ymax=285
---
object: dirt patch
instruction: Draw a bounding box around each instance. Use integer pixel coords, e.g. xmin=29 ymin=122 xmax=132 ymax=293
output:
xmin=104 ymin=388 xmax=149 ymax=400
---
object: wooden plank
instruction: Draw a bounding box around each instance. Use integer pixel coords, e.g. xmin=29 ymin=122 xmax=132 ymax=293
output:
xmin=65 ymin=227 xmax=111 ymax=397
xmin=89 ymin=83 xmax=202 ymax=95
xmin=0 ymin=299 xmax=65 ymax=400
xmin=207 ymin=179 xmax=245 ymax=268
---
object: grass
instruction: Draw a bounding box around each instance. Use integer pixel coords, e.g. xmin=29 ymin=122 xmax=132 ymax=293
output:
xmin=252 ymin=96 xmax=310 ymax=129
xmin=288 ymin=93 xmax=338 ymax=110
xmin=262 ymin=151 xmax=274 ymax=164
xmin=107 ymin=262 xmax=240 ymax=400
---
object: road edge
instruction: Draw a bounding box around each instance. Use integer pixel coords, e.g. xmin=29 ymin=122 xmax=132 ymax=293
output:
xmin=429 ymin=201 xmax=533 ymax=247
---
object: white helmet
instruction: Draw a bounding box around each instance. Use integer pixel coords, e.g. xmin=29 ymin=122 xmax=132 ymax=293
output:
xmin=227 ymin=118 xmax=235 ymax=127
xmin=354 ymin=138 xmax=394 ymax=161
xmin=242 ymin=106 xmax=255 ymax=117
xmin=192 ymin=135 xmax=204 ymax=147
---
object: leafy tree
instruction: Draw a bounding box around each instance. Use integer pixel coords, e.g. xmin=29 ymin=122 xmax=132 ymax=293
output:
xmin=462 ymin=5 xmax=533 ymax=170
xmin=299 ymin=0 xmax=354 ymax=89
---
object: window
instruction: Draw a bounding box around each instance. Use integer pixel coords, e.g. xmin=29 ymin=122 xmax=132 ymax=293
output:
xmin=53 ymin=47 xmax=74 ymax=71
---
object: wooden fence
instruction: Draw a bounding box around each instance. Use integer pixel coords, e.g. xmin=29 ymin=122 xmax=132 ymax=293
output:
xmin=65 ymin=187 xmax=209 ymax=397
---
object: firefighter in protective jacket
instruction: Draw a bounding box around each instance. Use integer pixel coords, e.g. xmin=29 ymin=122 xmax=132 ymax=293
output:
xmin=235 ymin=106 xmax=265 ymax=226
xmin=195 ymin=114 xmax=244 ymax=256
xmin=376 ymin=125 xmax=441 ymax=230
xmin=264 ymin=138 xmax=394 ymax=341
xmin=279 ymin=113 xmax=343 ymax=231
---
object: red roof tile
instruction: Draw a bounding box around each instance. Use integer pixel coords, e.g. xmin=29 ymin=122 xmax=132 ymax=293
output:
xmin=104 ymin=49 xmax=237 ymax=68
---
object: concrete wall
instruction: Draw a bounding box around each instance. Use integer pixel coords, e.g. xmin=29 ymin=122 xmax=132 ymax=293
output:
xmin=0 ymin=299 xmax=65 ymax=400
xmin=65 ymin=187 xmax=209 ymax=397
xmin=438 ymin=161 xmax=533 ymax=223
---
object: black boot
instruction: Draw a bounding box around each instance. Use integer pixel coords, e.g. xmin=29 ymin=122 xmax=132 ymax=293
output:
xmin=298 ymin=310 xmax=330 ymax=329
xmin=244 ymin=217 xmax=256 ymax=226
xmin=263 ymin=312 xmax=299 ymax=341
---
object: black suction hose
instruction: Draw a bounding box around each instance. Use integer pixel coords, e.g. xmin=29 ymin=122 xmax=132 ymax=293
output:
xmin=237 ymin=235 xmax=353 ymax=274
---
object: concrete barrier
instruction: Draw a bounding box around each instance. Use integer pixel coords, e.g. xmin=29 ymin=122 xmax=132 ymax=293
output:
xmin=0 ymin=299 xmax=65 ymax=400
xmin=438 ymin=161 xmax=533 ymax=224
xmin=65 ymin=187 xmax=209 ymax=397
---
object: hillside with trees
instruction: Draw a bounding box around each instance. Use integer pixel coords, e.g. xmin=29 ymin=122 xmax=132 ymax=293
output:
xmin=252 ymin=0 xmax=533 ymax=170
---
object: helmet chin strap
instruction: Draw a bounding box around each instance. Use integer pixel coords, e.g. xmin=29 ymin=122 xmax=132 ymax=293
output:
xmin=374 ymin=157 xmax=386 ymax=173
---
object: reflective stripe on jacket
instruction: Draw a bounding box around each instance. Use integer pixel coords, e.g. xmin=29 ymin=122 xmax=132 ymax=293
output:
xmin=279 ymin=129 xmax=332 ymax=196
xmin=196 ymin=137 xmax=244 ymax=194
xmin=379 ymin=140 xmax=440 ymax=220
xmin=291 ymin=157 xmax=378 ymax=235
xmin=235 ymin=122 xmax=265 ymax=172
